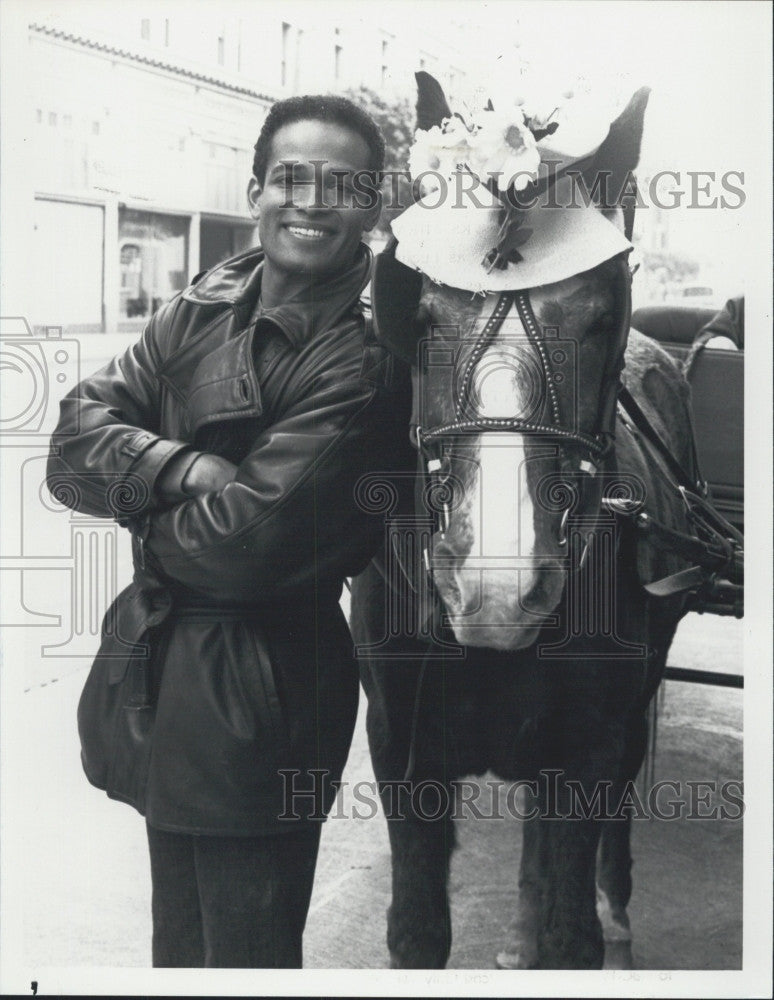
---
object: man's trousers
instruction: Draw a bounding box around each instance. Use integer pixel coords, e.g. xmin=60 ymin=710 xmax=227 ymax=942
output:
xmin=146 ymin=821 xmax=322 ymax=967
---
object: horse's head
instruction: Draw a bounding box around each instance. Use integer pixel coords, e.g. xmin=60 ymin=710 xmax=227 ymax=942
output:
xmin=378 ymin=73 xmax=649 ymax=650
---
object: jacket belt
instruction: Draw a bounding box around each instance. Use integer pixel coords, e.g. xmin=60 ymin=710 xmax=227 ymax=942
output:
xmin=171 ymin=589 xmax=341 ymax=622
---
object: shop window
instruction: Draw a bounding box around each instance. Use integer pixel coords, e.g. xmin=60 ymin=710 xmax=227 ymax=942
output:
xmin=33 ymin=198 xmax=104 ymax=331
xmin=118 ymin=209 xmax=188 ymax=324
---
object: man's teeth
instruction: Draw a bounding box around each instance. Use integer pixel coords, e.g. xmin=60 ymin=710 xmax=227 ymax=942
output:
xmin=288 ymin=225 xmax=327 ymax=239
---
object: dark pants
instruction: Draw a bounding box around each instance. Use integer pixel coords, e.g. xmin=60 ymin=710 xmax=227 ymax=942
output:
xmin=146 ymin=821 xmax=322 ymax=968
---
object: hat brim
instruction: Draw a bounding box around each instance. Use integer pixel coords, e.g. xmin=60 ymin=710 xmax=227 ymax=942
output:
xmin=391 ymin=176 xmax=631 ymax=293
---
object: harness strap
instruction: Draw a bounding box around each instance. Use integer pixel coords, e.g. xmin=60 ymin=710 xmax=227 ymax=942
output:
xmin=618 ymin=384 xmax=706 ymax=494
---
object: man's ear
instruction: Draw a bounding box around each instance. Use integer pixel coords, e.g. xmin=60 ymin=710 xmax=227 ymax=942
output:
xmin=247 ymin=176 xmax=262 ymax=220
xmin=361 ymin=187 xmax=383 ymax=234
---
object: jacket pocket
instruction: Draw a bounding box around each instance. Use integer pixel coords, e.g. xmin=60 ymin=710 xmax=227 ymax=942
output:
xmin=244 ymin=623 xmax=292 ymax=762
xmin=78 ymin=587 xmax=171 ymax=813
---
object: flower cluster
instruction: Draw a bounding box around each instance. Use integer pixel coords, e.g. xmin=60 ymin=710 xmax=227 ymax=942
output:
xmin=405 ymin=87 xmax=617 ymax=271
xmin=408 ymin=104 xmax=544 ymax=196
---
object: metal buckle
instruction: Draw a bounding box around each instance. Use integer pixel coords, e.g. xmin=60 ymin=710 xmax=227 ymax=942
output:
xmin=578 ymin=533 xmax=592 ymax=571
xmin=558 ymin=508 xmax=569 ymax=546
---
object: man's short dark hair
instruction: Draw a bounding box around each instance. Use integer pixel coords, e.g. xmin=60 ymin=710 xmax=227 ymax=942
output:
xmin=252 ymin=94 xmax=386 ymax=184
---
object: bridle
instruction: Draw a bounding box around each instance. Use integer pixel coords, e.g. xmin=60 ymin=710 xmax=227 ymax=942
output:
xmin=375 ymin=246 xmax=738 ymax=611
xmin=412 ymin=254 xmax=635 ymax=549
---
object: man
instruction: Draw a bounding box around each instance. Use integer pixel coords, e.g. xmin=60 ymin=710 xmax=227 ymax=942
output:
xmin=47 ymin=95 xmax=411 ymax=968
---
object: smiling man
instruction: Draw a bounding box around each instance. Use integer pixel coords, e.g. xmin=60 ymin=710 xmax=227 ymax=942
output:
xmin=46 ymin=95 xmax=412 ymax=968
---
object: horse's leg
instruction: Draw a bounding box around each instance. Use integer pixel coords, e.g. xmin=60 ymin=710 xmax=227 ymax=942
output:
xmin=595 ymin=708 xmax=647 ymax=970
xmin=495 ymin=788 xmax=540 ymax=969
xmin=353 ymin=562 xmax=458 ymax=969
xmin=498 ymin=778 xmax=608 ymax=970
xmin=532 ymin=693 xmax=628 ymax=968
xmin=596 ymin=607 xmax=681 ymax=969
xmin=536 ymin=806 xmax=605 ymax=968
xmin=365 ymin=689 xmax=455 ymax=969
xmin=383 ymin=789 xmax=455 ymax=968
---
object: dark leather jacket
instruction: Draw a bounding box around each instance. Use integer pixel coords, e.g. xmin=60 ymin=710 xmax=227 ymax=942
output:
xmin=47 ymin=244 xmax=412 ymax=834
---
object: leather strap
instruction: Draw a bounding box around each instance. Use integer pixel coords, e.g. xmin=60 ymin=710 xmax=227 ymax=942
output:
xmin=618 ymin=383 xmax=705 ymax=493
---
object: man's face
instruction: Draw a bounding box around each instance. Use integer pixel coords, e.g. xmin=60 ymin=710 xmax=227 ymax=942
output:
xmin=248 ymin=118 xmax=381 ymax=278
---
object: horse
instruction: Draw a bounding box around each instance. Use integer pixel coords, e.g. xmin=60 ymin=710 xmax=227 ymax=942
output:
xmin=350 ymin=73 xmax=698 ymax=969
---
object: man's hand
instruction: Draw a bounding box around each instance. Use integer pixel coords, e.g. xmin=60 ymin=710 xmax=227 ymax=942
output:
xmin=156 ymin=452 xmax=238 ymax=503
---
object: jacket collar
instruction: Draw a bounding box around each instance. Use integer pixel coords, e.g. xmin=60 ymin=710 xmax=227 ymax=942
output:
xmin=183 ymin=243 xmax=373 ymax=349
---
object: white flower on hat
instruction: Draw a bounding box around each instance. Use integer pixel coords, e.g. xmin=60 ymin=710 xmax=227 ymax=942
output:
xmin=467 ymin=108 xmax=541 ymax=192
xmin=408 ymin=118 xmax=474 ymax=193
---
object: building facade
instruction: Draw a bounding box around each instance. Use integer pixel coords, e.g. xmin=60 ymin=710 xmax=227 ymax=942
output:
xmin=23 ymin=4 xmax=473 ymax=334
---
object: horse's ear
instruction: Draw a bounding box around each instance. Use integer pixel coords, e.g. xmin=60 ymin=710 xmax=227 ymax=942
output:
xmin=581 ymin=86 xmax=651 ymax=205
xmin=415 ymin=70 xmax=451 ymax=131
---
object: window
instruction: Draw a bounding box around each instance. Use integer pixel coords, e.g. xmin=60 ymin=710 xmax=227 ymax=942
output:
xmin=217 ymin=35 xmax=225 ymax=66
xmin=118 ymin=209 xmax=188 ymax=324
xmin=34 ymin=199 xmax=104 ymax=330
xmin=381 ymin=39 xmax=389 ymax=88
xmin=164 ymin=19 xmax=170 ymax=46
xmin=281 ymin=22 xmax=291 ymax=86
xmin=140 ymin=18 xmax=150 ymax=41
xmin=334 ymin=28 xmax=343 ymax=82
xmin=48 ymin=112 xmax=57 ymax=126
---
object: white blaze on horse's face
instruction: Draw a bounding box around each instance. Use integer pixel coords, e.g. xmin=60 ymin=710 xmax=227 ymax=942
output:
xmin=423 ymin=275 xmax=613 ymax=651
xmin=428 ymin=294 xmax=561 ymax=649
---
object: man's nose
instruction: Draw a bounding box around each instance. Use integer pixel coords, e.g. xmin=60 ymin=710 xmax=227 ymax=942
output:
xmin=292 ymin=181 xmax=335 ymax=211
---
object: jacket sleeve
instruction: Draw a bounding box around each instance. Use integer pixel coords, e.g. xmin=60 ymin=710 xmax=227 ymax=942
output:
xmin=142 ymin=366 xmax=408 ymax=601
xmin=46 ymin=299 xmax=201 ymax=520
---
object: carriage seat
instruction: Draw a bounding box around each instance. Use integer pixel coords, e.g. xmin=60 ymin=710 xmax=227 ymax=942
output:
xmin=631 ymin=305 xmax=717 ymax=363
xmin=631 ymin=303 xmax=744 ymax=533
